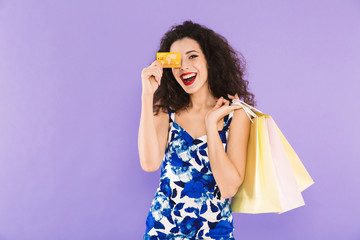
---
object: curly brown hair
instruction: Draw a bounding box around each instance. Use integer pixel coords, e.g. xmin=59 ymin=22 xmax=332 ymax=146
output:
xmin=153 ymin=20 xmax=256 ymax=115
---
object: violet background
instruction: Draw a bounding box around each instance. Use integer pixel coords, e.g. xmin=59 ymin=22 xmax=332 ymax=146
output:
xmin=0 ymin=0 xmax=359 ymax=239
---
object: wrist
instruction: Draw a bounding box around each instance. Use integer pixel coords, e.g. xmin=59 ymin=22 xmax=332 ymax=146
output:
xmin=141 ymin=93 xmax=154 ymax=101
xmin=205 ymin=119 xmax=217 ymax=130
xmin=141 ymin=95 xmax=154 ymax=110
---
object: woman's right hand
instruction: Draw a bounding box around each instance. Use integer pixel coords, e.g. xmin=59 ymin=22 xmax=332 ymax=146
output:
xmin=141 ymin=60 xmax=163 ymax=96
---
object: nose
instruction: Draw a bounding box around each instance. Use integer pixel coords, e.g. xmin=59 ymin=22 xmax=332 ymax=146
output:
xmin=180 ymin=58 xmax=190 ymax=71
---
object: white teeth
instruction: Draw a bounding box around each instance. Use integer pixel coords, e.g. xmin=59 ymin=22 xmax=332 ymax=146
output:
xmin=182 ymin=73 xmax=196 ymax=80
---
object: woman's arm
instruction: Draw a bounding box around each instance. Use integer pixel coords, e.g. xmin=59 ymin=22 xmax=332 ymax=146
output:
xmin=138 ymin=96 xmax=169 ymax=172
xmin=206 ymin=105 xmax=251 ymax=199
xmin=138 ymin=60 xmax=168 ymax=172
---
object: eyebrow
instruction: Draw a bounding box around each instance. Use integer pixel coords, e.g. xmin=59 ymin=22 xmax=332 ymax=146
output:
xmin=185 ymin=50 xmax=199 ymax=55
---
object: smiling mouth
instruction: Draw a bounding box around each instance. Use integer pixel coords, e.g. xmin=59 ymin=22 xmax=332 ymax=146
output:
xmin=180 ymin=73 xmax=197 ymax=86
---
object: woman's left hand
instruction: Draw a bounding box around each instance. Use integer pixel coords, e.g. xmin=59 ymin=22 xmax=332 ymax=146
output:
xmin=205 ymin=94 xmax=243 ymax=127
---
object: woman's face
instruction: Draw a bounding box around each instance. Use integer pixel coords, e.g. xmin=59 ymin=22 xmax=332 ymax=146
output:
xmin=170 ymin=37 xmax=208 ymax=95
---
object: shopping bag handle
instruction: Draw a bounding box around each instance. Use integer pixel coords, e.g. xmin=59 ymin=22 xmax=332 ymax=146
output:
xmin=231 ymin=99 xmax=263 ymax=123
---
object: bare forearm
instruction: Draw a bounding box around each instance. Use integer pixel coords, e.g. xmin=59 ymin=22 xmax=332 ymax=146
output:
xmin=206 ymin=122 xmax=241 ymax=199
xmin=138 ymin=95 xmax=161 ymax=171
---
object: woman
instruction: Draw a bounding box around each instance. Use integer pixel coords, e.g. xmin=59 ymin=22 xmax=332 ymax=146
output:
xmin=139 ymin=20 xmax=256 ymax=239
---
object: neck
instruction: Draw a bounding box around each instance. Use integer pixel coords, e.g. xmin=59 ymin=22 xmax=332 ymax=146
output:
xmin=188 ymin=82 xmax=217 ymax=112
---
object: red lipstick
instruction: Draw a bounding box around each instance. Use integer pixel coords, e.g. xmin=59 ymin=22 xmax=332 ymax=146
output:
xmin=180 ymin=72 xmax=197 ymax=86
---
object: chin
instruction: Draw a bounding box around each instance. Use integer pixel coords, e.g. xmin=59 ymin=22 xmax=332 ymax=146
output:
xmin=181 ymin=85 xmax=197 ymax=94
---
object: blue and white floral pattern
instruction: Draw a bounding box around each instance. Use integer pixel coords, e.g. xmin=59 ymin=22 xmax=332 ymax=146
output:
xmin=144 ymin=108 xmax=235 ymax=240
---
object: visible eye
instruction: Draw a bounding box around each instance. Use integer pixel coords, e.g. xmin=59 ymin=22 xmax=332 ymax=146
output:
xmin=189 ymin=55 xmax=198 ymax=59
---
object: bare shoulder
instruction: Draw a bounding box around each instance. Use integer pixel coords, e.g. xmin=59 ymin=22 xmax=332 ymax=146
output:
xmin=153 ymin=107 xmax=170 ymax=129
xmin=226 ymin=108 xmax=252 ymax=178
xmin=153 ymin=106 xmax=170 ymax=141
xmin=153 ymin=107 xmax=170 ymax=164
xmin=229 ymin=108 xmax=251 ymax=133
xmin=227 ymin=108 xmax=251 ymax=147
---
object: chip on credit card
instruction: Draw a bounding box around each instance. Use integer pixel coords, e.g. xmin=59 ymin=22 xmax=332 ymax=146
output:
xmin=157 ymin=52 xmax=181 ymax=68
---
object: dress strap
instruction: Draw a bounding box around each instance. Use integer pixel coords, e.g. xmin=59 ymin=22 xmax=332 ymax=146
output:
xmin=167 ymin=107 xmax=175 ymax=123
xmin=223 ymin=110 xmax=234 ymax=131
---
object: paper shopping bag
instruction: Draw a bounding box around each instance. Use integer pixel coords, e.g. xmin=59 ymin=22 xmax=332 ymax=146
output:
xmin=230 ymin=99 xmax=314 ymax=214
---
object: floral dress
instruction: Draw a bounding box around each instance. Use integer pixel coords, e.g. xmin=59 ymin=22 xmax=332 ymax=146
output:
xmin=144 ymin=107 xmax=235 ymax=240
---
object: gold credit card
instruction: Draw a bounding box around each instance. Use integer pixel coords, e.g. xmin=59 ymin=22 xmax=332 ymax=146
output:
xmin=157 ymin=52 xmax=181 ymax=68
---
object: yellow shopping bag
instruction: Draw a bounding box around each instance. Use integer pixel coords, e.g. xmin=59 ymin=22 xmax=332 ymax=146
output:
xmin=230 ymin=99 xmax=314 ymax=214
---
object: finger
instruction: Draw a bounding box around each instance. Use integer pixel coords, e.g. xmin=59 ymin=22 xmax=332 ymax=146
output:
xmin=224 ymin=97 xmax=231 ymax=104
xmin=215 ymin=97 xmax=224 ymax=108
xmin=156 ymin=73 xmax=162 ymax=85
xmin=150 ymin=61 xmax=157 ymax=67
xmin=149 ymin=67 xmax=160 ymax=79
xmin=156 ymin=68 xmax=163 ymax=80
xmin=150 ymin=70 xmax=157 ymax=81
xmin=156 ymin=61 xmax=164 ymax=71
xmin=151 ymin=61 xmax=161 ymax=71
xmin=150 ymin=65 xmax=159 ymax=73
xmin=226 ymin=105 xmax=243 ymax=113
xmin=226 ymin=103 xmax=242 ymax=109
xmin=227 ymin=94 xmax=235 ymax=99
xmin=215 ymin=101 xmax=222 ymax=108
xmin=235 ymin=93 xmax=239 ymax=99
xmin=155 ymin=68 xmax=161 ymax=79
xmin=153 ymin=60 xmax=161 ymax=67
xmin=154 ymin=75 xmax=159 ymax=84
xmin=219 ymin=97 xmax=226 ymax=104
xmin=216 ymin=105 xmax=243 ymax=118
